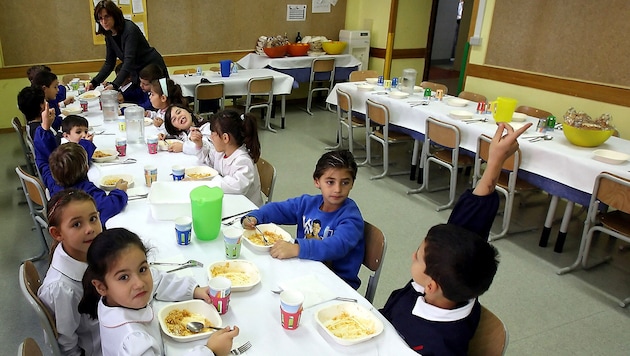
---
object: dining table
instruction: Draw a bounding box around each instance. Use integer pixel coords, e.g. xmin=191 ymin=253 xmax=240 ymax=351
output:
xmin=326 ymin=82 xmax=630 ymax=251
xmin=171 ymin=69 xmax=295 ymax=131
xmin=81 ymin=106 xmax=417 ymax=355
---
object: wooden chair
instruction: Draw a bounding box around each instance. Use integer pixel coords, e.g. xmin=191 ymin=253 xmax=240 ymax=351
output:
xmin=326 ymin=88 xmax=366 ymax=155
xmin=468 ymin=306 xmax=509 ymax=356
xmin=349 ymin=70 xmax=378 ymax=82
xmin=515 ymin=105 xmax=552 ymax=119
xmin=18 ymin=337 xmax=43 ymax=356
xmin=306 ymin=57 xmax=336 ymax=115
xmin=472 ymin=135 xmax=537 ymax=240
xmin=365 ymin=99 xmax=414 ymax=180
xmin=12 ymin=117 xmax=38 ymax=177
xmin=458 ymin=91 xmax=487 ymax=103
xmin=420 ymin=81 xmax=448 ymax=95
xmin=235 ymin=76 xmax=275 ymax=132
xmin=209 ymin=66 xmax=221 ymax=72
xmin=61 ymin=73 xmax=91 ymax=85
xmin=173 ymin=68 xmax=196 ymax=75
xmin=362 ymin=221 xmax=387 ymax=304
xmin=558 ymin=172 xmax=630 ymax=307
xmin=19 ymin=261 xmax=61 ymax=356
xmin=256 ymin=158 xmax=277 ymax=205
xmin=408 ymin=117 xmax=473 ymax=211
xmin=15 ymin=166 xmax=50 ymax=262
xmin=194 ymin=82 xmax=225 ymax=118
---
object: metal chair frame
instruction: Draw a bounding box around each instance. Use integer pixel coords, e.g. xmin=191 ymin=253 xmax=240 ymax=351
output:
xmin=241 ymin=76 xmax=275 ymax=132
xmin=194 ymin=82 xmax=225 ymax=118
xmin=15 ymin=166 xmax=50 ymax=261
xmin=306 ymin=58 xmax=336 ymax=115
xmin=326 ymin=88 xmax=366 ymax=154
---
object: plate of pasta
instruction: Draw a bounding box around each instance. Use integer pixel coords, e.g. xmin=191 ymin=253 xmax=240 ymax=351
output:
xmin=92 ymin=149 xmax=118 ymax=163
xmin=207 ymin=260 xmax=261 ymax=291
xmin=99 ymin=174 xmax=134 ymax=190
xmin=242 ymin=223 xmax=293 ymax=252
xmin=316 ymin=302 xmax=384 ymax=346
xmin=185 ymin=166 xmax=218 ymax=180
xmin=158 ymin=300 xmax=222 ymax=342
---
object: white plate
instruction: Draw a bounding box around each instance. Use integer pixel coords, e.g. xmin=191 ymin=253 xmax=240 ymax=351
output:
xmin=77 ymin=90 xmax=101 ymax=100
xmin=207 ymin=260 xmax=261 ymax=291
xmin=365 ymin=77 xmax=378 ymax=84
xmin=144 ymin=118 xmax=153 ymax=126
xmin=512 ymin=112 xmax=528 ymax=122
xmin=185 ymin=166 xmax=218 ymax=180
xmin=99 ymin=174 xmax=134 ymax=190
xmin=357 ymin=84 xmax=375 ymax=91
xmin=92 ymin=149 xmax=118 ymax=163
xmin=447 ymin=98 xmax=469 ymax=107
xmin=158 ymin=300 xmax=222 ymax=342
xmin=242 ymin=223 xmax=293 ymax=252
xmin=315 ymin=302 xmax=384 ymax=346
xmin=593 ymin=149 xmax=630 ymax=165
xmin=388 ymin=91 xmax=410 ymax=99
xmin=449 ymin=110 xmax=474 ymax=120
xmin=61 ymin=105 xmax=82 ymax=116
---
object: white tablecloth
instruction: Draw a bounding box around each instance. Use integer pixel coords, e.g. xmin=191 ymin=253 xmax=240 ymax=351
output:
xmin=326 ymin=82 xmax=630 ymax=197
xmin=237 ymin=53 xmax=362 ymax=70
xmin=171 ymin=69 xmax=294 ymax=98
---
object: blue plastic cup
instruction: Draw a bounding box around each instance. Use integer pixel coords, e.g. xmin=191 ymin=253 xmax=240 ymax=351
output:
xmin=220 ymin=60 xmax=232 ymax=77
xmin=171 ymin=165 xmax=185 ymax=181
xmin=174 ymin=216 xmax=192 ymax=245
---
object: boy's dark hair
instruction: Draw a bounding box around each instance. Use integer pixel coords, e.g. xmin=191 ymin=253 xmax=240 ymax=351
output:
xmin=27 ymin=65 xmax=51 ymax=82
xmin=210 ymin=110 xmax=261 ymax=163
xmin=48 ymin=143 xmax=89 ymax=187
xmin=17 ymin=86 xmax=45 ymax=122
xmin=61 ymin=115 xmax=89 ymax=134
xmin=313 ymin=150 xmax=358 ymax=181
xmin=163 ymin=103 xmax=201 ymax=136
xmin=424 ymin=224 xmax=499 ymax=303
xmin=94 ymin=0 xmax=125 ymax=35
xmin=32 ymin=70 xmax=58 ymax=88
xmin=139 ymin=63 xmax=164 ymax=81
xmin=79 ymin=228 xmax=149 ymax=319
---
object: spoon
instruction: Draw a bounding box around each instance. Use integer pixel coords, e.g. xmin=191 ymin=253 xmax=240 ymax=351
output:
xmin=529 ymin=135 xmax=553 ymax=142
xmin=186 ymin=321 xmax=223 ymax=333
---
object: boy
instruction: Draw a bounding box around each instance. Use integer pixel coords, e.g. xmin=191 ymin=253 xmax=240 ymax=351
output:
xmin=27 ymin=65 xmax=74 ymax=108
xmin=380 ymin=123 xmax=531 ymax=355
xmin=243 ymin=150 xmax=365 ymax=289
xmin=32 ymin=70 xmax=64 ymax=119
xmin=114 ymin=63 xmax=145 ymax=105
xmin=60 ymin=115 xmax=96 ymax=160
xmin=17 ymin=85 xmax=57 ymax=140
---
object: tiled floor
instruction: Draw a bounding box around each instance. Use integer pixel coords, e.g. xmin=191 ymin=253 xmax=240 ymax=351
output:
xmin=4 ymin=104 xmax=630 ymax=355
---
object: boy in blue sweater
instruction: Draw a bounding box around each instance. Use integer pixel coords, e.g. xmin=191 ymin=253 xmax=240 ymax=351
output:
xmin=380 ymin=122 xmax=532 ymax=355
xmin=243 ymin=150 xmax=365 ymax=289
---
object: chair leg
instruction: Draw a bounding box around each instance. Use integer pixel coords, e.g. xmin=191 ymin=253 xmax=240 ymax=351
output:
xmin=358 ymin=130 xmax=371 ymax=166
xmin=557 ymin=219 xmax=594 ymax=275
xmin=264 ymin=105 xmax=276 ymax=133
xmin=325 ymin=120 xmax=343 ymax=150
xmin=435 ymin=165 xmax=457 ymax=211
xmin=370 ymin=142 xmax=388 ymax=180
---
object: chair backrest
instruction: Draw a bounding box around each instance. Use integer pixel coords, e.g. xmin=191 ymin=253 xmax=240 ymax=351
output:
xmin=173 ymin=68 xmax=196 ymax=75
xmin=12 ymin=117 xmax=37 ymax=175
xmin=246 ymin=76 xmax=274 ymax=108
xmin=19 ymin=262 xmax=61 ymax=356
xmin=458 ymin=91 xmax=487 ymax=102
xmin=515 ymin=105 xmax=552 ymax=119
xmin=336 ymin=87 xmax=352 ymax=113
xmin=209 ymin=66 xmax=220 ymax=72
xmin=593 ymin=172 xmax=630 ymax=215
xmin=362 ymin=221 xmax=387 ymax=303
xmin=474 ymin=135 xmax=521 ymax=191
xmin=194 ymin=82 xmax=225 ymax=115
xmin=15 ymin=166 xmax=48 ymax=215
xmin=426 ymin=117 xmax=460 ymax=149
xmin=420 ymin=81 xmax=448 ymax=95
xmin=468 ymin=305 xmax=508 ymax=356
xmin=61 ymin=74 xmax=91 ymax=85
xmin=366 ymin=98 xmax=390 ymax=127
xmin=349 ymin=70 xmax=378 ymax=82
xmin=312 ymin=57 xmax=335 ymax=73
xmin=256 ymin=158 xmax=277 ymax=204
xmin=19 ymin=338 xmax=43 ymax=356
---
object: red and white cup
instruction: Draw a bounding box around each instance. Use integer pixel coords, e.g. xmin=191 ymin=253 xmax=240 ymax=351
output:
xmin=280 ymin=289 xmax=304 ymax=330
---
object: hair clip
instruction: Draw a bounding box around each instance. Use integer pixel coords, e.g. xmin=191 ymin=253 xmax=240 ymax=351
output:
xmin=159 ymin=78 xmax=168 ymax=97
xmin=240 ymin=114 xmax=245 ymax=121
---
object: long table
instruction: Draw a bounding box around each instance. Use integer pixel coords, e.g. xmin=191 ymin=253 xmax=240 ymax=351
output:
xmin=85 ymin=115 xmax=416 ymax=355
xmin=171 ymin=69 xmax=295 ymax=131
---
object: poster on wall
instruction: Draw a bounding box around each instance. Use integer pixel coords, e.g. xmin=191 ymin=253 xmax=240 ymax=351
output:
xmin=90 ymin=0 xmax=148 ymax=45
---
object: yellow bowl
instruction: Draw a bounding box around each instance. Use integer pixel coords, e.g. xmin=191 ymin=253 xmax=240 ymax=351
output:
xmin=562 ymin=123 xmax=614 ymax=147
xmin=322 ymin=41 xmax=347 ymax=55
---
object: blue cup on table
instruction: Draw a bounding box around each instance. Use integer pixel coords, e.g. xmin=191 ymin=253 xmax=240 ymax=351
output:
xmin=220 ymin=60 xmax=232 ymax=77
xmin=171 ymin=165 xmax=185 ymax=181
xmin=174 ymin=216 xmax=193 ymax=245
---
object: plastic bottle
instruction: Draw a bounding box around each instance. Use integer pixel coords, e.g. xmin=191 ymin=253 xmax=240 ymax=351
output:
xmin=190 ymin=186 xmax=223 ymax=241
xmin=296 ymin=32 xmax=302 ymax=43
xmin=196 ymin=66 xmax=202 ymax=76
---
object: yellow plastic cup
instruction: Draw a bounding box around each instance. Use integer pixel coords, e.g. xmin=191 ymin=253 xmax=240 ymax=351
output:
xmin=491 ymin=97 xmax=518 ymax=123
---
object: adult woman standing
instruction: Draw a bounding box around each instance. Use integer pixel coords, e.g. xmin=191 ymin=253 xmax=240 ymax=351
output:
xmin=90 ymin=0 xmax=167 ymax=91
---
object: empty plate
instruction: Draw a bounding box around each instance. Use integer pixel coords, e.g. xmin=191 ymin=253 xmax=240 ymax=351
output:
xmin=449 ymin=110 xmax=474 ymax=120
xmin=592 ymin=149 xmax=630 ymax=165
xmin=447 ymin=98 xmax=469 ymax=107
xmin=512 ymin=112 xmax=528 ymax=122
xmin=389 ymin=91 xmax=410 ymax=99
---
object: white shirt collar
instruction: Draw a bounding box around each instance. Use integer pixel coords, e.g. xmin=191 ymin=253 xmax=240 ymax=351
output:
xmin=410 ymin=281 xmax=475 ymax=322
xmin=51 ymin=244 xmax=88 ymax=282
xmin=99 ymin=298 xmax=154 ymax=328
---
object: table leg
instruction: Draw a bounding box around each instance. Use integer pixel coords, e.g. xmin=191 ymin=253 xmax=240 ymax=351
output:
xmin=281 ymin=95 xmax=286 ymax=129
xmin=410 ymin=140 xmax=421 ymax=180
xmin=554 ymin=202 xmax=575 ymax=253
xmin=539 ymin=195 xmax=559 ymax=247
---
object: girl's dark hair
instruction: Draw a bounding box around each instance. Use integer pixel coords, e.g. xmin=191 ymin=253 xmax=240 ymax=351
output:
xmin=48 ymin=143 xmax=89 ymax=187
xmin=210 ymin=110 xmax=261 ymax=163
xmin=32 ymin=70 xmax=58 ymax=88
xmin=139 ymin=64 xmax=164 ymax=81
xmin=79 ymin=228 xmax=148 ymax=319
xmin=94 ymin=0 xmax=125 ymax=35
xmin=150 ymin=78 xmax=187 ymax=107
xmin=313 ymin=150 xmax=358 ymax=181
xmin=163 ymin=103 xmax=203 ymax=136
xmin=47 ymin=189 xmax=97 ymax=260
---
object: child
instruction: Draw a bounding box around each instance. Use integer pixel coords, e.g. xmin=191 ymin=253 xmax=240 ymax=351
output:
xmin=191 ymin=110 xmax=263 ymax=206
xmin=147 ymin=78 xmax=187 ymax=132
xmin=78 ymin=228 xmax=239 ymax=355
xmin=34 ymin=102 xmax=128 ymax=226
xmin=61 ymin=115 xmax=95 ymax=150
xmin=162 ymin=103 xmax=206 ymax=153
xmin=114 ymin=63 xmax=146 ymax=105
xmin=27 ymin=65 xmax=75 ymax=108
xmin=379 ymin=123 xmax=531 ymax=355
xmin=243 ymin=150 xmax=365 ymax=289
xmin=138 ymin=63 xmax=164 ymax=112
xmin=32 ymin=70 xmax=64 ymax=120
xmin=38 ymin=189 xmax=103 ymax=356
xmin=17 ymin=85 xmax=56 ymax=140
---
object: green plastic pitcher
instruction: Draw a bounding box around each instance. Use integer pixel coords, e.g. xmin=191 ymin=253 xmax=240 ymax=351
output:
xmin=190 ymin=186 xmax=223 ymax=241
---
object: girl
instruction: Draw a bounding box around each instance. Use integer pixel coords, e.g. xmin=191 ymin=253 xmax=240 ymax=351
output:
xmin=162 ymin=103 xmax=207 ymax=154
xmin=78 ymin=228 xmax=239 ymax=356
xmin=190 ymin=109 xmax=263 ymax=206
xmin=148 ymin=78 xmax=187 ymax=134
xmin=38 ymin=189 xmax=103 ymax=356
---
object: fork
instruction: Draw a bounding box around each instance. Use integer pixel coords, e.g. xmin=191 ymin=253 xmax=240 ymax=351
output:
xmin=247 ymin=217 xmax=269 ymax=245
xmin=230 ymin=341 xmax=252 ymax=355
xmin=150 ymin=259 xmax=203 ymax=267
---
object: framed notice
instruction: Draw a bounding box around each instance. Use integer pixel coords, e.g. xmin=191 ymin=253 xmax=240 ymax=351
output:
xmin=89 ymin=0 xmax=148 ymax=45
